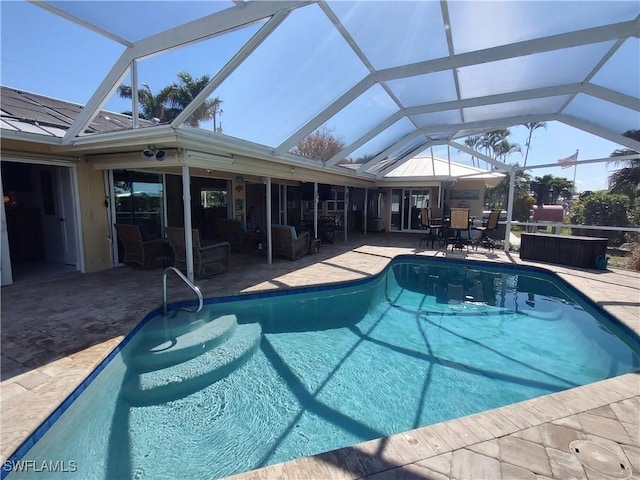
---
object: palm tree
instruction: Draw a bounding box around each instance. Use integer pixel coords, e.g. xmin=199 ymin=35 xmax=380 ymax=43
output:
xmin=462 ymin=129 xmax=521 ymax=169
xmin=608 ymin=129 xmax=640 ymax=201
xmin=493 ymin=138 xmax=522 ymax=163
xmin=522 ymin=122 xmax=546 ymax=166
xmin=534 ymin=174 xmax=574 ymax=204
xmin=118 ymin=72 xmax=222 ymax=128
xmin=486 ymin=165 xmax=531 ymax=210
xmin=164 ymin=72 xmax=222 ymax=129
xmin=117 ymin=82 xmax=176 ymax=123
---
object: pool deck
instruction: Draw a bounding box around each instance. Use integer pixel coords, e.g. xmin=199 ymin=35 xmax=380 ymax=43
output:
xmin=1 ymin=233 xmax=639 ymax=479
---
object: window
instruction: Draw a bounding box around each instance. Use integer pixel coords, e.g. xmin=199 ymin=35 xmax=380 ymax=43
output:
xmin=327 ymin=189 xmax=345 ymax=212
xmin=201 ymin=189 xmax=227 ymax=208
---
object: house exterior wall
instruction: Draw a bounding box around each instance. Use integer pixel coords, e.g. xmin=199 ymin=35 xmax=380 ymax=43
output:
xmin=446 ymin=180 xmax=487 ymax=219
xmin=75 ymin=161 xmax=111 ymax=272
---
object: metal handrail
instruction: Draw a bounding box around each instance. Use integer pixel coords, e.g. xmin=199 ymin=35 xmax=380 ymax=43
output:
xmin=162 ymin=267 xmax=203 ymax=316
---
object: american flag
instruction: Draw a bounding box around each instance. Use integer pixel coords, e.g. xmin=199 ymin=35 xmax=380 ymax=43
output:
xmin=557 ymin=150 xmax=578 ymax=169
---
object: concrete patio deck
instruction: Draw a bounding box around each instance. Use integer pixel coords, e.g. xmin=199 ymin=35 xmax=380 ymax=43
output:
xmin=1 ymin=233 xmax=638 ymax=479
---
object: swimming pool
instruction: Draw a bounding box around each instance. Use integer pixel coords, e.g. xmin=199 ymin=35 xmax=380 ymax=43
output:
xmin=4 ymin=256 xmax=639 ymax=479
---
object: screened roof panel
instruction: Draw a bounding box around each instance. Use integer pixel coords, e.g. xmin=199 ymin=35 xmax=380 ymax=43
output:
xmin=295 ymin=84 xmax=399 ymax=151
xmin=448 ymin=1 xmax=639 ymax=54
xmin=0 ymin=1 xmax=124 ymax=106
xmin=384 ymin=136 xmax=429 ymax=163
xmin=563 ymin=94 xmax=640 ymax=135
xmin=457 ymin=42 xmax=616 ymax=99
xmin=348 ymin=117 xmax=416 ymax=163
xmin=385 ymin=71 xmax=458 ymax=107
xmin=590 ymin=38 xmax=640 ymax=99
xmin=411 ymin=110 xmax=462 ymax=129
xmin=46 ymin=1 xmax=232 ymax=43
xmin=464 ymin=96 xmax=572 ymax=123
xmin=1 ymin=0 xmax=638 ymax=180
xmin=208 ymin=3 xmax=369 ymax=147
xmin=327 ymin=1 xmax=448 ymax=70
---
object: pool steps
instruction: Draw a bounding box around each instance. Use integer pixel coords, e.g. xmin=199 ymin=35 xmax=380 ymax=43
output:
xmin=122 ymin=314 xmax=261 ymax=406
xmin=124 ymin=314 xmax=238 ymax=373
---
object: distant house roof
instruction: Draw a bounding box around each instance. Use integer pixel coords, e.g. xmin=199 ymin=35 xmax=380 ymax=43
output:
xmin=384 ymin=155 xmax=504 ymax=180
xmin=0 ymin=86 xmax=149 ymax=138
xmin=340 ymin=154 xmax=504 ymax=184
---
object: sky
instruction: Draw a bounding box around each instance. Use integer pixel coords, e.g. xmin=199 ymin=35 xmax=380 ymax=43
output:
xmin=1 ymin=0 xmax=635 ymax=193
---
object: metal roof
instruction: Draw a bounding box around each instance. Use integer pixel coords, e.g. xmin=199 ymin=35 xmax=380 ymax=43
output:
xmin=1 ymin=1 xmax=639 ymax=179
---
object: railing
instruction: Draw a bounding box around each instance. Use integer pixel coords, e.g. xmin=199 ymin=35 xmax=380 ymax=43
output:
xmin=162 ymin=267 xmax=203 ymax=317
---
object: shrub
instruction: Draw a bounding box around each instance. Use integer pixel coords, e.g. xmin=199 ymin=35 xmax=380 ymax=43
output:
xmin=570 ymin=192 xmax=630 ymax=245
xmin=626 ymin=243 xmax=640 ymax=271
xmin=513 ymin=195 xmax=535 ymax=222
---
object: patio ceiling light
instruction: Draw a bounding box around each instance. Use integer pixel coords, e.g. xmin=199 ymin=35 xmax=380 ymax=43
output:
xmin=141 ymin=147 xmax=166 ymax=161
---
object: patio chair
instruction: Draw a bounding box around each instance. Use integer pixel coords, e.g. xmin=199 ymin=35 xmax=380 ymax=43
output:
xmin=419 ymin=206 xmax=445 ymax=248
xmin=418 ymin=208 xmax=432 ymax=248
xmin=165 ymin=227 xmax=230 ymax=277
xmin=114 ymin=223 xmax=166 ymax=269
xmin=445 ymin=208 xmax=471 ymax=252
xmin=474 ymin=209 xmax=501 ymax=251
xmin=271 ymin=224 xmax=309 ymax=260
xmin=318 ymin=216 xmax=336 ymax=244
xmin=215 ymin=218 xmax=251 ymax=252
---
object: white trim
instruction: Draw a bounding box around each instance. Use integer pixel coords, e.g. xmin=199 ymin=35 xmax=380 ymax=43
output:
xmin=69 ymin=163 xmax=86 ymax=273
xmin=0 ymin=174 xmax=13 ymax=285
xmin=105 ymin=170 xmax=120 ymax=267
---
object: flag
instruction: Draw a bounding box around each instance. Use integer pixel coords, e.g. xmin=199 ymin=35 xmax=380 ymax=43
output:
xmin=557 ymin=150 xmax=578 ymax=169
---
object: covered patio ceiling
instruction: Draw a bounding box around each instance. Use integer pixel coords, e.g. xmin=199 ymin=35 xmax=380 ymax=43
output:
xmin=9 ymin=1 xmax=640 ymax=179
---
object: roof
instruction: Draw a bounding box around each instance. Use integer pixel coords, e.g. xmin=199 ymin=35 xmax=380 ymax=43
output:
xmin=1 ymin=1 xmax=639 ymax=180
xmin=384 ymin=155 xmax=504 ymax=182
xmin=339 ymin=154 xmax=504 ymax=181
xmin=0 ymin=87 xmax=150 ymax=138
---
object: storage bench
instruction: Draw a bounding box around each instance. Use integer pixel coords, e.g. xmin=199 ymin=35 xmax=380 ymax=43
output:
xmin=520 ymin=233 xmax=608 ymax=269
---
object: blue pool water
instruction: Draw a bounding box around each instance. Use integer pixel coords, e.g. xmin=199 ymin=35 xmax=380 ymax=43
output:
xmin=5 ymin=257 xmax=640 ymax=479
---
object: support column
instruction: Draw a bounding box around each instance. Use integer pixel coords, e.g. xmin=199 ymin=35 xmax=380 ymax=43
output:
xmin=363 ymin=188 xmax=368 ymax=236
xmin=181 ymin=165 xmax=194 ymax=282
xmin=313 ymin=182 xmax=318 ymax=240
xmin=265 ymin=177 xmax=272 ymax=265
xmin=504 ymin=167 xmax=516 ymax=252
xmin=343 ymin=187 xmax=348 ymax=242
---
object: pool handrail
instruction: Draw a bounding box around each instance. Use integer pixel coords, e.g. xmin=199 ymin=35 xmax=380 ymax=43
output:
xmin=162 ymin=266 xmax=203 ymax=316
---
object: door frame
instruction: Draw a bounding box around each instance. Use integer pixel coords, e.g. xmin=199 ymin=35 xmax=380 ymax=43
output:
xmin=0 ymin=156 xmax=84 ymax=285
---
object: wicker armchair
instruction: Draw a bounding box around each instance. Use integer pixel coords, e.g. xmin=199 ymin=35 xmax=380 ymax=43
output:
xmin=114 ymin=223 xmax=165 ymax=269
xmin=215 ymin=218 xmax=251 ymax=252
xmin=165 ymin=227 xmax=230 ymax=277
xmin=271 ymin=225 xmax=309 ymax=260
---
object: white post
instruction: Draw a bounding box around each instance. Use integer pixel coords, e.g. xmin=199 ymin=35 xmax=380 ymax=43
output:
xmin=266 ymin=177 xmax=272 ymax=265
xmin=131 ymin=59 xmax=139 ymax=130
xmin=0 ymin=173 xmax=13 ymax=285
xmin=343 ymin=186 xmax=348 ymax=242
xmin=504 ymin=167 xmax=516 ymax=252
xmin=363 ymin=188 xmax=368 ymax=236
xmin=313 ymin=182 xmax=319 ymax=240
xmin=181 ymin=165 xmax=194 ymax=282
